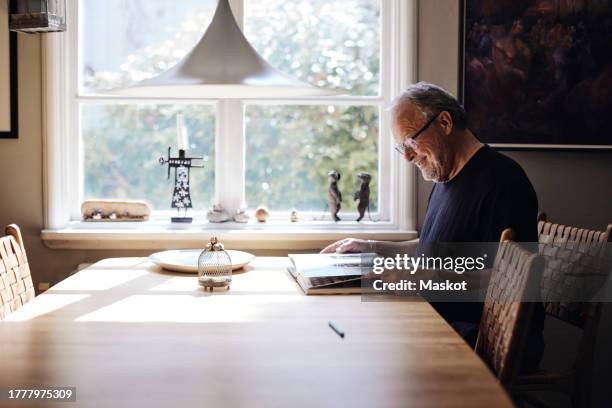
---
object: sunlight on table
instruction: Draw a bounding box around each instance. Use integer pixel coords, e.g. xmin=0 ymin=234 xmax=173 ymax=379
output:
xmin=51 ymin=269 xmax=150 ymax=291
xmin=148 ymin=269 xmax=296 ymax=293
xmin=74 ymin=294 xmax=305 ymax=323
xmin=5 ymin=294 xmax=91 ymax=321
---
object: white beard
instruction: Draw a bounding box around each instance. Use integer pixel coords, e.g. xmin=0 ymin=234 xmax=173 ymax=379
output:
xmin=418 ymin=160 xmax=448 ymax=183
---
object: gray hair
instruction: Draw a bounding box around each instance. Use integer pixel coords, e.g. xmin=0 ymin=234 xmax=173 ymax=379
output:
xmin=389 ymin=82 xmax=467 ymax=129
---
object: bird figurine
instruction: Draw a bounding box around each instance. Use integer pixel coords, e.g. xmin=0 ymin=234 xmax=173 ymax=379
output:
xmin=354 ymin=172 xmax=371 ymax=222
xmin=327 ymin=170 xmax=342 ymax=222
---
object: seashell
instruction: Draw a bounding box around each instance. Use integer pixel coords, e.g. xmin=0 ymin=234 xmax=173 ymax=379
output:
xmin=233 ymin=208 xmax=250 ymax=223
xmin=255 ymin=206 xmax=269 ymax=223
xmin=206 ymin=204 xmax=231 ymax=223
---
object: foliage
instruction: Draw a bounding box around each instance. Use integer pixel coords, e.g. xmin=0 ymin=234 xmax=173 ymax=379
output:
xmin=245 ymin=105 xmax=378 ymax=212
xmin=245 ymin=0 xmax=380 ymax=96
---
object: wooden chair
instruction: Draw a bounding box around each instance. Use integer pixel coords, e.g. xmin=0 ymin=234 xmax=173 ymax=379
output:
xmin=0 ymin=225 xmax=36 ymax=320
xmin=475 ymin=229 xmax=544 ymax=387
xmin=516 ymin=213 xmax=612 ymax=408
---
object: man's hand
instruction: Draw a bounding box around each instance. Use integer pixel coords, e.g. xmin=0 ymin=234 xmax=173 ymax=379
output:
xmin=320 ymin=238 xmax=371 ymax=254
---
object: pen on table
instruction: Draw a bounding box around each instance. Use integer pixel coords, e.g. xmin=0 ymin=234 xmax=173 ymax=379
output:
xmin=328 ymin=321 xmax=345 ymax=338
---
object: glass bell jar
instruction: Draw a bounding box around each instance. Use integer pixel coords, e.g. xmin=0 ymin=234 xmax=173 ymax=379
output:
xmin=198 ymin=237 xmax=232 ymax=291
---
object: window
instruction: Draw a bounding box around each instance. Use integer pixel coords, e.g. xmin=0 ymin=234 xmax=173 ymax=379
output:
xmin=79 ymin=0 xmax=217 ymax=212
xmin=50 ymin=0 xmax=415 ymax=231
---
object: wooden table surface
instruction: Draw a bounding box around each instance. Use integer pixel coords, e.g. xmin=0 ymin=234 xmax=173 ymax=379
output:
xmin=0 ymin=257 xmax=513 ymax=408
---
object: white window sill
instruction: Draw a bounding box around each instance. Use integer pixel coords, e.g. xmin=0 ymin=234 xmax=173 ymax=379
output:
xmin=41 ymin=220 xmax=417 ymax=250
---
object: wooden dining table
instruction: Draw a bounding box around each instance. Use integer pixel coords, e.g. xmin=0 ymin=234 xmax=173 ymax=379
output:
xmin=0 ymin=257 xmax=513 ymax=408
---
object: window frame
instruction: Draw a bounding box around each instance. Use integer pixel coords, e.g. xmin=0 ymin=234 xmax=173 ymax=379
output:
xmin=43 ymin=0 xmax=418 ymax=238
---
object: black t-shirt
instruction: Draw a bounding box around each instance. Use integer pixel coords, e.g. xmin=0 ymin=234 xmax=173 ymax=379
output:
xmin=420 ymin=144 xmax=538 ymax=244
xmin=418 ymin=145 xmax=543 ymax=371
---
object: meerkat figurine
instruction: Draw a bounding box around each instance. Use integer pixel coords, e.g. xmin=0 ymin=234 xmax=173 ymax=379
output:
xmin=354 ymin=172 xmax=371 ymax=222
xmin=327 ymin=170 xmax=342 ymax=222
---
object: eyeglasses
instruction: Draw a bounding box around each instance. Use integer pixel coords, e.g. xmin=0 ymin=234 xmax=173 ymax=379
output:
xmin=394 ymin=113 xmax=439 ymax=156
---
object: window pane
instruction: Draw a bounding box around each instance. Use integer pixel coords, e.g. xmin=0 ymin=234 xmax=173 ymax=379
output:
xmin=82 ymin=104 xmax=215 ymax=211
xmin=245 ymin=0 xmax=381 ymax=96
xmin=80 ymin=0 xmax=216 ymax=93
xmin=245 ymin=105 xmax=379 ymax=213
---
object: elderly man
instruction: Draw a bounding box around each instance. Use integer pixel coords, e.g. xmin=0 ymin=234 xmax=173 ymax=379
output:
xmin=322 ymin=82 xmax=543 ymax=368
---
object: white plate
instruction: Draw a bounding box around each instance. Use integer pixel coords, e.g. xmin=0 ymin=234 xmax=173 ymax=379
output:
xmin=149 ymin=249 xmax=256 ymax=273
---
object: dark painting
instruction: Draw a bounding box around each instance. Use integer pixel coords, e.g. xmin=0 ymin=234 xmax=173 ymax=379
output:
xmin=462 ymin=0 xmax=612 ymax=148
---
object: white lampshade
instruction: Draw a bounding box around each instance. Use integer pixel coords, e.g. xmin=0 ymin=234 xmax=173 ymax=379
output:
xmin=107 ymin=0 xmax=341 ymax=99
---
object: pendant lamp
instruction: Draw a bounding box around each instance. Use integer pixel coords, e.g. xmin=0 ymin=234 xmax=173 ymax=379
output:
xmin=108 ymin=0 xmax=341 ymax=98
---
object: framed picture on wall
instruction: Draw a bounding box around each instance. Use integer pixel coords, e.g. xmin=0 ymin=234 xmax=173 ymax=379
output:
xmin=1 ymin=1 xmax=18 ymax=139
xmin=460 ymin=0 xmax=612 ymax=149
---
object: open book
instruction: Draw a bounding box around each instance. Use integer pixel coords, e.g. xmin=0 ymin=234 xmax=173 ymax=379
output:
xmin=287 ymin=253 xmax=376 ymax=295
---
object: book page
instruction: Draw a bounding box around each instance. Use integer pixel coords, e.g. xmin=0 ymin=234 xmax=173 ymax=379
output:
xmin=289 ymin=253 xmax=376 ymax=278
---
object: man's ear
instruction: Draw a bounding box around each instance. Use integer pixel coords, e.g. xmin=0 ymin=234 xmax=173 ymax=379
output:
xmin=438 ymin=111 xmax=454 ymax=136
